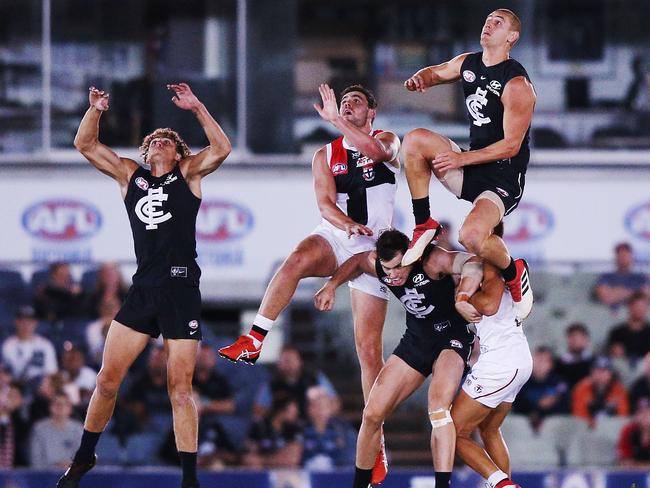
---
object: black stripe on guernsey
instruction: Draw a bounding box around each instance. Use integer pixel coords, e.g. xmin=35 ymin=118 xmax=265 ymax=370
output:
xmin=473 ymin=369 xmax=519 ymax=400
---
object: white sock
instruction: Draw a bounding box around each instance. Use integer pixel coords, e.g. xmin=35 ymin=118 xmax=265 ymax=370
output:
xmin=487 ymin=470 xmax=509 ymax=487
xmin=253 ymin=314 xmax=275 ymax=332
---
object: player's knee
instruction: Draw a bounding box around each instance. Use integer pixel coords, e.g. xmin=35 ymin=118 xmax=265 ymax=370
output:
xmin=458 ymin=226 xmax=485 ymax=254
xmin=478 ymin=424 xmax=501 ymax=442
xmin=402 ymin=129 xmax=431 ymax=159
xmin=168 ymin=384 xmax=193 ymax=408
xmin=96 ymin=370 xmax=121 ymax=398
xmin=354 ymin=338 xmax=382 ymax=369
xmin=429 ymin=408 xmax=453 ymax=430
xmin=362 ymin=403 xmax=387 ymax=430
xmin=283 ymin=250 xmax=313 ymax=278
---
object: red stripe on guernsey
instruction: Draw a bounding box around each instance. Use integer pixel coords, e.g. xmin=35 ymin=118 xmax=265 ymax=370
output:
xmin=328 ymin=137 xmax=348 ymax=170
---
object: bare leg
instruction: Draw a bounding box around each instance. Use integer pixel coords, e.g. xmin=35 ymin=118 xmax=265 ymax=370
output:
xmin=452 ymin=390 xmax=503 ymax=479
xmin=356 ymin=355 xmax=425 ymax=468
xmin=428 ymin=350 xmax=465 ymax=472
xmin=165 ymin=338 xmax=200 ymax=452
xmin=479 ymin=402 xmax=513 ymax=477
xmin=402 ymin=128 xmax=456 ymax=200
xmin=458 ymin=199 xmax=511 ymax=269
xmin=84 ymin=321 xmax=150 ymax=432
xmin=350 ymin=289 xmax=388 ymax=402
xmin=258 ymin=235 xmax=337 ymax=320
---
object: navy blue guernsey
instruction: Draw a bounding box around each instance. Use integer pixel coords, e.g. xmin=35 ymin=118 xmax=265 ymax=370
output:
xmin=124 ymin=164 xmax=201 ymax=287
xmin=375 ymin=256 xmax=468 ymax=333
xmin=460 ymin=52 xmax=532 ymax=173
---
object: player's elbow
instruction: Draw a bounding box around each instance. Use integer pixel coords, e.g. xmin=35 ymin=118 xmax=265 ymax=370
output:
xmin=474 ymin=297 xmax=499 ymax=316
xmin=503 ymin=139 xmax=522 ymax=158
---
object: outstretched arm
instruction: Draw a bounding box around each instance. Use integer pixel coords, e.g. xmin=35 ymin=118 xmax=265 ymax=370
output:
xmin=172 ymin=83 xmax=232 ymax=181
xmin=403 ymin=53 xmax=470 ymax=92
xmin=74 ymin=87 xmax=139 ymax=196
xmin=313 ymin=84 xmax=400 ymax=166
xmin=314 ymin=252 xmax=377 ymax=311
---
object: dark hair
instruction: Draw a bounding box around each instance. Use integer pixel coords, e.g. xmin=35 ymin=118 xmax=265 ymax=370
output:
xmin=566 ymin=322 xmax=589 ymax=337
xmin=492 ymin=222 xmax=504 ymax=238
xmin=376 ymin=230 xmax=409 ymax=262
xmin=615 ymin=242 xmax=632 ymax=253
xmin=340 ymin=85 xmax=377 ymax=109
xmin=628 ymin=290 xmax=648 ymax=305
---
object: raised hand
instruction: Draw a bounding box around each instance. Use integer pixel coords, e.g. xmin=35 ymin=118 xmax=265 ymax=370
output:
xmin=88 ymin=86 xmax=110 ymax=111
xmin=313 ymin=83 xmax=340 ymax=123
xmin=404 ymin=73 xmax=427 ymax=93
xmin=167 ymin=83 xmax=202 ymax=111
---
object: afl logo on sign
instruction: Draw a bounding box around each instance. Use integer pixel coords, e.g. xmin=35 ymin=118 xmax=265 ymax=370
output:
xmin=196 ymin=200 xmax=254 ymax=242
xmin=625 ymin=201 xmax=650 ymax=241
xmin=504 ymin=202 xmax=554 ymax=242
xmin=22 ymin=199 xmax=102 ymax=241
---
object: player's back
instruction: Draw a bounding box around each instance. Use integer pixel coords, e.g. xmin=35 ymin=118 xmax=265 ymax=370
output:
xmin=475 ymin=291 xmax=530 ymax=368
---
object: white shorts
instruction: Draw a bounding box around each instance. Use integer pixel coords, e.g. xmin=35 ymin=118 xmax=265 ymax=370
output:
xmin=462 ymin=358 xmax=532 ymax=409
xmin=311 ymin=224 xmax=389 ymax=301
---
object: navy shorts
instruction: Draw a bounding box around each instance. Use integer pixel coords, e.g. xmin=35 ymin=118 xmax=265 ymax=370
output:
xmin=115 ymin=285 xmax=202 ymax=340
xmin=392 ymin=322 xmax=474 ymax=377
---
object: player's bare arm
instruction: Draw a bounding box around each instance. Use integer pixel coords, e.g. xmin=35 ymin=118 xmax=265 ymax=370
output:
xmin=433 ymin=76 xmax=536 ymax=172
xmin=403 ymin=53 xmax=470 ymax=92
xmin=313 ymin=83 xmax=400 ymax=166
xmin=468 ymin=262 xmax=505 ymax=316
xmin=314 ymin=251 xmax=377 ymax=312
xmin=312 ymin=148 xmax=373 ymax=237
xmin=74 ymin=87 xmax=139 ymax=196
xmin=172 ymin=83 xmax=232 ymax=183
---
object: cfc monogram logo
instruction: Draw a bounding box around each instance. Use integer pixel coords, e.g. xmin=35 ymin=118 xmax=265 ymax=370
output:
xmin=400 ymin=288 xmax=435 ymax=319
xmin=136 ymin=187 xmax=172 ymax=230
xmin=466 ymin=87 xmax=491 ymax=127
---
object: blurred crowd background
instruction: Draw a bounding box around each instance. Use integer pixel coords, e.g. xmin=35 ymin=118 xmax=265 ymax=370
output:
xmin=1 ymin=0 xmax=650 ymax=474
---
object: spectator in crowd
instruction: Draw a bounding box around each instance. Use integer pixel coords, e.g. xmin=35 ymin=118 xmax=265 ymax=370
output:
xmin=618 ymin=398 xmax=650 ymax=467
xmin=1 ymin=306 xmax=57 ymax=395
xmin=243 ymin=397 xmax=303 ymax=469
xmin=255 ymin=345 xmax=337 ymax=420
xmin=60 ymin=342 xmax=97 ymax=409
xmin=607 ymin=291 xmax=650 ymax=365
xmin=33 ymin=262 xmax=84 ymax=322
xmin=124 ymin=345 xmax=171 ymax=429
xmin=85 ymin=297 xmax=121 ymax=368
xmin=572 ymin=356 xmax=630 ymax=426
xmin=630 ymin=352 xmax=650 ymax=414
xmin=29 ymin=372 xmax=68 ymax=424
xmin=514 ymin=346 xmax=570 ymax=429
xmin=555 ymin=323 xmax=594 ymax=389
xmin=82 ymin=262 xmax=128 ymax=319
xmin=0 ymin=363 xmax=28 ymax=468
xmin=29 ymin=392 xmax=83 ymax=468
xmin=595 ymin=242 xmax=648 ymax=309
xmin=301 ymin=386 xmax=355 ymax=469
xmin=193 ymin=344 xmax=235 ymax=418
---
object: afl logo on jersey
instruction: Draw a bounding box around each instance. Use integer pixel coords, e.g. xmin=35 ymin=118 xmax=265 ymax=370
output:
xmin=22 ymin=199 xmax=102 ymax=241
xmin=135 ymin=177 xmax=149 ymax=191
xmin=504 ymin=202 xmax=554 ymax=242
xmin=463 ymin=70 xmax=476 ymax=83
xmin=625 ymin=201 xmax=650 ymax=241
xmin=331 ymin=162 xmax=348 ymax=176
xmin=196 ymin=200 xmax=254 ymax=242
